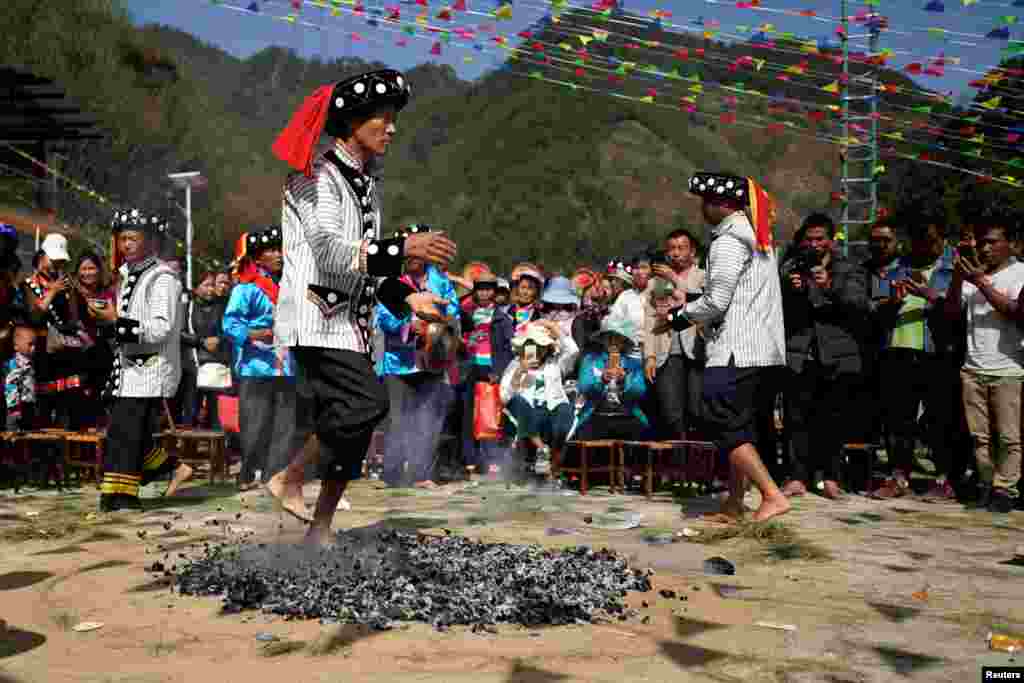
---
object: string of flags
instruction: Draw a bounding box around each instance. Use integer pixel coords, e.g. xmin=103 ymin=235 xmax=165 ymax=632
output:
xmin=203 ymin=0 xmax=1024 ymax=187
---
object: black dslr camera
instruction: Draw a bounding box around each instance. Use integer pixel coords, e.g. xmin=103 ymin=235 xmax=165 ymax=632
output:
xmin=786 ymin=245 xmax=823 ymax=275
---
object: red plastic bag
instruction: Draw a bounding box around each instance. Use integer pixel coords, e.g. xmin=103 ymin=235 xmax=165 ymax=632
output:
xmin=473 ymin=381 xmax=502 ymax=441
xmin=218 ymin=395 xmax=240 ymax=434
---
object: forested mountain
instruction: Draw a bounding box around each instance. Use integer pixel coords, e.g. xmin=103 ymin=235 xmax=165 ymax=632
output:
xmin=1 ymin=0 xmax=1016 ymax=273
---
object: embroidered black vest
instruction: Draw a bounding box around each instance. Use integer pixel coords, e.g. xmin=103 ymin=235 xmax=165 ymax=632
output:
xmin=103 ymin=257 xmax=158 ymax=400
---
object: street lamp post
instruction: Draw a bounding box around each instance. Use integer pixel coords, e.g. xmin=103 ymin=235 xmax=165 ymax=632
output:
xmin=167 ymin=171 xmax=205 ymax=291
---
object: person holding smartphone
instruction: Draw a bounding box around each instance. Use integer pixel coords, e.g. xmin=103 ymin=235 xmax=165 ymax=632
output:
xmin=644 ymin=230 xmax=707 ymax=442
xmin=872 ymin=217 xmax=961 ymax=500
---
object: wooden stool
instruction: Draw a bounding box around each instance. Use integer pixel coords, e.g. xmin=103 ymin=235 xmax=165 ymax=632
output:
xmin=155 ymin=429 xmax=227 ymax=484
xmin=620 ymin=441 xmax=676 ymax=499
xmin=65 ymin=431 xmax=105 ymax=488
xmin=559 ymin=440 xmax=622 ymax=495
xmin=0 ymin=431 xmax=30 ymax=492
xmin=659 ymin=440 xmax=718 ymax=485
xmin=16 ymin=430 xmax=70 ymax=489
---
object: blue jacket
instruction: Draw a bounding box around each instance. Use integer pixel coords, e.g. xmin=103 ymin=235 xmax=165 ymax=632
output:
xmin=222 ymin=282 xmax=294 ymax=378
xmin=375 ymin=265 xmax=459 ymax=376
xmin=575 ymin=351 xmax=651 ymax=432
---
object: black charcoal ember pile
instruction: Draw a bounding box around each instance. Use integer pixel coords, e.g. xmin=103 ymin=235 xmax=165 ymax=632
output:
xmin=175 ymin=529 xmax=651 ymax=630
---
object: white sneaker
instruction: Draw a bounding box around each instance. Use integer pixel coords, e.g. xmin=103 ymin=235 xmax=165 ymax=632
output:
xmin=534 ymin=446 xmax=551 ymax=475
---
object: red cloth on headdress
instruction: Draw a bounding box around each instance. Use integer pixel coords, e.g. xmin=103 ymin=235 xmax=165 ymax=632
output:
xmin=238 ymin=260 xmax=280 ymax=306
xmin=272 ymin=85 xmax=334 ymax=178
xmin=746 ymin=178 xmax=776 ymax=253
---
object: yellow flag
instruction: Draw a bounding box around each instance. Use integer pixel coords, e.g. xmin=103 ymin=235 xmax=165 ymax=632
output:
xmin=981 ymin=96 xmax=1002 ymax=109
xmin=494 ymin=4 xmax=513 ymax=19
xmin=640 ymin=95 xmax=654 ymax=103
xmin=822 ymin=81 xmax=840 ymax=94
xmin=578 ymin=35 xmax=593 ymax=45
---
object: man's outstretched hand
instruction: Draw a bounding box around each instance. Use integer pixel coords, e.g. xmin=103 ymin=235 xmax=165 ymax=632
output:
xmin=406 ymin=232 xmax=457 ymax=268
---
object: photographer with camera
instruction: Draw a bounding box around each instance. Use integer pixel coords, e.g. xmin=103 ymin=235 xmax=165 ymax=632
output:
xmin=643 ymin=229 xmax=706 ymax=440
xmin=779 ymin=213 xmax=870 ymax=500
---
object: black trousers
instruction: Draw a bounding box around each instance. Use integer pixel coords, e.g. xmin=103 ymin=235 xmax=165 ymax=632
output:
xmin=294 ymin=347 xmax=389 ymax=482
xmin=784 ymin=361 xmax=866 ymax=483
xmin=238 ymin=377 xmax=302 ymax=485
xmin=653 ymin=354 xmax=704 ymax=439
xmin=101 ymin=397 xmax=178 ymax=500
xmin=879 ymin=348 xmax=966 ymax=479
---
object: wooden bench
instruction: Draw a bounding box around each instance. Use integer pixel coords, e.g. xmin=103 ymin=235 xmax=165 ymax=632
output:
xmin=64 ymin=431 xmax=105 ymax=488
xmin=154 ymin=429 xmax=227 ymax=485
xmin=841 ymin=442 xmax=881 ymax=494
xmin=1 ymin=430 xmax=70 ymax=491
xmin=558 ymin=440 xmax=623 ymax=496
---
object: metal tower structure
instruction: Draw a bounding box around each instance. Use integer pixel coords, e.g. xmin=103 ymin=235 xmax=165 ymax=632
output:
xmin=838 ymin=1 xmax=884 ymax=255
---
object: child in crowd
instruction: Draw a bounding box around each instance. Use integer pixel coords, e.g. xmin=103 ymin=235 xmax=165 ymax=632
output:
xmin=5 ymin=326 xmax=37 ymax=430
xmin=500 ymin=320 xmax=579 ymax=477
xmin=460 ymin=274 xmax=508 ymax=479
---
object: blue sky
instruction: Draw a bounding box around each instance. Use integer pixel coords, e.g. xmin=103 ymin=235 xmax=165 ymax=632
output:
xmin=124 ymin=0 xmax=1021 ymax=99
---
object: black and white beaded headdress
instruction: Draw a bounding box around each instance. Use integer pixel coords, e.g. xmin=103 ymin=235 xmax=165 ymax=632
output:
xmin=324 ymin=69 xmax=412 ymax=137
xmin=688 ymin=172 xmax=750 ymax=204
xmin=111 ymin=208 xmax=169 ymax=235
xmin=245 ymin=225 xmax=282 ymax=255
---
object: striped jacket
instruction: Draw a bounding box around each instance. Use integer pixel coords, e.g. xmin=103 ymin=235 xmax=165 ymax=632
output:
xmin=682 ymin=211 xmax=786 ymax=368
xmin=275 ymin=142 xmax=407 ymax=353
xmin=107 ymin=257 xmax=183 ymax=399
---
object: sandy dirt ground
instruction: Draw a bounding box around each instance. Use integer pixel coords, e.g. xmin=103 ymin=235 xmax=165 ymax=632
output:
xmin=0 ymin=472 xmax=1022 ymax=683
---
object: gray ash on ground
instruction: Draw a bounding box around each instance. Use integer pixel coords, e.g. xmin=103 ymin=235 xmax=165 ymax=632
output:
xmin=175 ymin=529 xmax=651 ymax=631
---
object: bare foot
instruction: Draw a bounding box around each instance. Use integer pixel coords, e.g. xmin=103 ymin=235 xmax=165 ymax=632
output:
xmin=336 ymin=497 xmax=352 ymax=511
xmin=752 ymin=494 xmax=791 ymax=522
xmin=304 ymin=524 xmax=335 ymax=548
xmin=414 ymin=480 xmax=439 ymax=490
xmin=164 ymin=464 xmax=193 ymax=497
xmin=782 ymin=480 xmax=807 ymax=497
xmin=266 ymin=471 xmax=313 ymax=522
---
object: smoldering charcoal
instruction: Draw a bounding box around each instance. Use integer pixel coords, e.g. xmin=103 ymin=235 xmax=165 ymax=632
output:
xmin=175 ymin=529 xmax=651 ymax=630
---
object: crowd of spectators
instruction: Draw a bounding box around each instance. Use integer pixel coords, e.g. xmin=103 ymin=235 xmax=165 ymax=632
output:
xmin=2 ymin=209 xmax=1022 ymax=516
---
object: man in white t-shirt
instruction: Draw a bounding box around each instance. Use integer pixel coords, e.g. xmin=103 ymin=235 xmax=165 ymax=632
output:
xmin=945 ymin=222 xmax=1024 ymax=513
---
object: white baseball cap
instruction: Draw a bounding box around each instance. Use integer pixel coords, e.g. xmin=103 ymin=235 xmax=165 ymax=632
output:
xmin=41 ymin=234 xmax=70 ymax=262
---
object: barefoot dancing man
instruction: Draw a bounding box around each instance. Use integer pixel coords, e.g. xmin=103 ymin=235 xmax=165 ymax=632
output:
xmin=665 ymin=172 xmax=790 ymax=523
xmin=267 ymin=69 xmax=457 ymax=545
xmin=91 ymin=210 xmax=193 ymax=512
